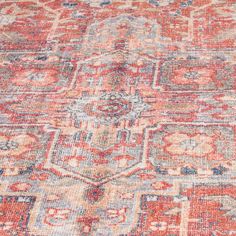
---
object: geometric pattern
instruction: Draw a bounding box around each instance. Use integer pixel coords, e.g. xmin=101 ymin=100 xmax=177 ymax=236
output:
xmin=130 ymin=184 xmax=236 ymax=235
xmin=156 ymin=57 xmax=236 ymax=91
xmin=0 ymin=55 xmax=75 ymax=94
xmin=0 ymin=195 xmax=36 ymax=236
xmin=147 ymin=123 xmax=236 ymax=176
xmin=0 ymin=0 xmax=236 ymax=235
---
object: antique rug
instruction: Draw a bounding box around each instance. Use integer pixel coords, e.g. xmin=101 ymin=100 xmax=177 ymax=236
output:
xmin=0 ymin=0 xmax=236 ymax=235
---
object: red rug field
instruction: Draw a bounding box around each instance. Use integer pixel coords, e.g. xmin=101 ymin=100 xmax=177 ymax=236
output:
xmin=0 ymin=0 xmax=236 ymax=235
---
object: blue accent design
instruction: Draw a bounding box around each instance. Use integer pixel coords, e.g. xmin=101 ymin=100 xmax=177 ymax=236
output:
xmin=212 ymin=166 xmax=227 ymax=175
xmin=155 ymin=166 xmax=168 ymax=175
xmin=181 ymin=167 xmax=197 ymax=175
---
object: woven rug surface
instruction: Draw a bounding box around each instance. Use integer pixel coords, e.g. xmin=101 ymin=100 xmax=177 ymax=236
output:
xmin=0 ymin=0 xmax=236 ymax=235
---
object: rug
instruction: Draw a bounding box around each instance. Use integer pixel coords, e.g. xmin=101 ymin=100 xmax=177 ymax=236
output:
xmin=0 ymin=0 xmax=236 ymax=235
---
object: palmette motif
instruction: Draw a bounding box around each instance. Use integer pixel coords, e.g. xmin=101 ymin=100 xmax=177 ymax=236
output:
xmin=0 ymin=0 xmax=236 ymax=235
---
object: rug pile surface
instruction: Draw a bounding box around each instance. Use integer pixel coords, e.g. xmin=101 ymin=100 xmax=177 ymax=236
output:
xmin=0 ymin=0 xmax=236 ymax=235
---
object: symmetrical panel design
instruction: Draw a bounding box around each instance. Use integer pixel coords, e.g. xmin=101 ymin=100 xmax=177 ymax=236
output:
xmin=0 ymin=54 xmax=75 ymax=94
xmin=147 ymin=123 xmax=236 ymax=176
xmin=0 ymin=0 xmax=235 ymax=235
xmin=155 ymin=57 xmax=236 ymax=91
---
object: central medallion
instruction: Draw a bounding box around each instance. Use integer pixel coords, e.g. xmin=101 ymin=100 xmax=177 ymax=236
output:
xmin=68 ymin=92 xmax=149 ymax=125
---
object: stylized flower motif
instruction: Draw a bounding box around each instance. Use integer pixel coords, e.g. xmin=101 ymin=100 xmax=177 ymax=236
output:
xmin=84 ymin=186 xmax=104 ymax=204
xmin=68 ymin=92 xmax=149 ymax=125
xmin=149 ymin=221 xmax=167 ymax=231
xmin=164 ymin=132 xmax=214 ymax=157
xmin=172 ymin=67 xmax=215 ymax=86
xmin=0 ymin=134 xmax=37 ymax=157
xmin=11 ymin=69 xmax=58 ymax=87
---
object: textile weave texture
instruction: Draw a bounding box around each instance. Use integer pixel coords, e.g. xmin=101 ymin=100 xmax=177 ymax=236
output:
xmin=0 ymin=0 xmax=236 ymax=235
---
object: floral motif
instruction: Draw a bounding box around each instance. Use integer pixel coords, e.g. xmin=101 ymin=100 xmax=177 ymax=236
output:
xmin=172 ymin=67 xmax=215 ymax=86
xmin=68 ymin=92 xmax=149 ymax=125
xmin=158 ymin=58 xmax=236 ymax=91
xmin=0 ymin=0 xmax=236 ymax=235
xmin=149 ymin=221 xmax=167 ymax=231
xmin=84 ymin=186 xmax=105 ymax=204
xmin=164 ymin=132 xmax=214 ymax=157
xmin=11 ymin=69 xmax=59 ymax=87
